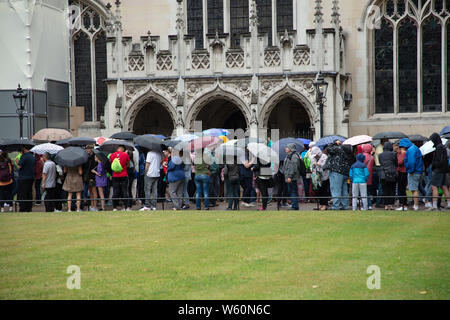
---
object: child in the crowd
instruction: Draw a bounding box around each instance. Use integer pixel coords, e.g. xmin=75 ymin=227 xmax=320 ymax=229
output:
xmin=349 ymin=153 xmax=370 ymax=211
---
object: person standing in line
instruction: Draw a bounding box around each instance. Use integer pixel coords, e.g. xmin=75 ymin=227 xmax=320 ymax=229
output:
xmin=34 ymin=153 xmax=44 ymax=205
xmin=349 ymin=153 xmax=370 ymax=211
xmin=110 ymin=145 xmax=131 ymax=211
xmin=140 ymin=148 xmax=161 ymax=211
xmin=374 ymin=138 xmax=388 ymax=207
xmin=137 ymin=148 xmax=146 ymax=205
xmin=92 ymin=155 xmax=107 ymax=211
xmin=0 ymin=151 xmax=13 ymax=213
xmin=41 ymin=152 xmax=57 ymax=213
xmin=396 ymin=142 xmax=408 ymax=211
xmin=224 ymin=156 xmax=240 ymax=210
xmin=427 ymin=133 xmax=450 ymax=211
xmin=181 ymin=149 xmax=192 ymax=210
xmin=15 ymin=146 xmax=35 ymax=212
xmin=167 ymin=149 xmax=185 ymax=211
xmin=283 ymin=143 xmax=303 ymax=211
xmin=83 ymin=145 xmax=98 ymax=211
xmin=239 ymin=149 xmax=255 ymax=207
xmin=253 ymin=158 xmax=273 ymax=211
xmin=361 ymin=144 xmax=375 ymax=210
xmin=194 ymin=149 xmax=211 ymax=210
xmin=62 ymin=165 xmax=83 ymax=212
xmin=400 ymin=138 xmax=424 ymax=211
xmin=378 ymin=142 xmax=398 ymax=211
xmin=310 ymin=146 xmax=330 ymax=211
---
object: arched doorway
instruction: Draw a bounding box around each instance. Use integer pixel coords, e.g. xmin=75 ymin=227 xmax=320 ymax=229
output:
xmin=195 ymin=99 xmax=247 ymax=131
xmin=132 ymin=101 xmax=174 ymax=136
xmin=267 ymin=97 xmax=312 ymax=139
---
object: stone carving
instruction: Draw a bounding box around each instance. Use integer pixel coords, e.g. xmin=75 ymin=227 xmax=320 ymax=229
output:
xmin=250 ymin=108 xmax=258 ymax=126
xmin=293 ymin=48 xmax=311 ymax=66
xmin=226 ymin=51 xmax=245 ymax=68
xmin=191 ymin=52 xmax=210 ymax=69
xmin=128 ymin=45 xmax=145 ymax=71
xmin=156 ymin=52 xmax=173 ymax=70
xmin=176 ymin=110 xmax=185 ymax=127
xmin=144 ymin=30 xmax=156 ymax=51
xmin=264 ymin=49 xmax=281 ymax=67
xmin=290 ymin=78 xmax=316 ymax=101
xmin=125 ymin=82 xmax=150 ymax=106
xmin=280 ymin=29 xmax=292 ymax=47
xmin=114 ymin=94 xmax=123 ymax=129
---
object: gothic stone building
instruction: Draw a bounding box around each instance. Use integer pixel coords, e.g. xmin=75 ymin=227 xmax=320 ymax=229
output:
xmin=2 ymin=0 xmax=449 ymax=140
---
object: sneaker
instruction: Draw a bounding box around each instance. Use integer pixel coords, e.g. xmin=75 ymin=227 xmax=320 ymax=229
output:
xmin=424 ymin=202 xmax=432 ymax=209
xmin=182 ymin=205 xmax=190 ymax=210
xmin=368 ymin=206 xmax=373 ymax=210
xmin=126 ymin=208 xmax=132 ymax=211
xmin=242 ymin=202 xmax=250 ymax=207
xmin=395 ymin=207 xmax=404 ymax=211
xmin=1 ymin=208 xmax=4 ymax=213
xmin=54 ymin=209 xmax=61 ymax=213
xmin=113 ymin=208 xmax=118 ymax=212
xmin=151 ymin=207 xmax=157 ymax=211
xmin=89 ymin=207 xmax=98 ymax=212
xmin=139 ymin=207 xmax=150 ymax=211
xmin=426 ymin=207 xmax=437 ymax=212
xmin=248 ymin=202 xmax=256 ymax=207
xmin=413 ymin=205 xmax=419 ymax=211
xmin=77 ymin=209 xmax=81 ymax=212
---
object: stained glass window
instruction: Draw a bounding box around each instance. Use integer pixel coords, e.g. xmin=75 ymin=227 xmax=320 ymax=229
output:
xmin=256 ymin=0 xmax=272 ymax=46
xmin=276 ymin=0 xmax=293 ymax=32
xmin=94 ymin=31 xmax=107 ymax=122
xmin=207 ymin=0 xmax=224 ymax=34
xmin=422 ymin=16 xmax=441 ymax=112
xmin=375 ymin=19 xmax=394 ymax=113
xmin=398 ymin=18 xmax=417 ymax=113
xmin=74 ymin=32 xmax=92 ymax=121
xmin=230 ymin=0 xmax=249 ymax=48
xmin=187 ymin=0 xmax=204 ymax=49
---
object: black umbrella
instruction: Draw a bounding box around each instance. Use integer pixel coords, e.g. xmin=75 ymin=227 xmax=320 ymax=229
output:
xmin=99 ymin=139 xmax=135 ymax=153
xmin=54 ymin=147 xmax=89 ymax=167
xmin=134 ymin=135 xmax=165 ymax=151
xmin=272 ymin=138 xmax=305 ymax=161
xmin=93 ymin=149 xmax=110 ymax=164
xmin=372 ymin=131 xmax=407 ymax=140
xmin=110 ymin=132 xmax=137 ymax=141
xmin=408 ymin=134 xmax=428 ymax=142
xmin=67 ymin=137 xmax=96 ymax=146
xmin=55 ymin=137 xmax=72 ymax=146
xmin=0 ymin=138 xmax=35 ymax=152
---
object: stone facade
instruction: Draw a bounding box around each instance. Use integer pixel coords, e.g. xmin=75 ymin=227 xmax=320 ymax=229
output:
xmin=73 ymin=0 xmax=449 ymax=139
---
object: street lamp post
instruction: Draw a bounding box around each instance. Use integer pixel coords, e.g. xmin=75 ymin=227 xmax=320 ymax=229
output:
xmin=313 ymin=71 xmax=328 ymax=138
xmin=13 ymin=84 xmax=27 ymax=139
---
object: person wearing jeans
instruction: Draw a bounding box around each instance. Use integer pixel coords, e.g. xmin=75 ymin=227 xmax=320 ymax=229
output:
xmin=284 ymin=143 xmax=302 ymax=210
xmin=329 ymin=172 xmax=349 ymax=210
xmin=194 ymin=150 xmax=210 ymax=210
xmin=167 ymin=151 xmax=185 ymax=210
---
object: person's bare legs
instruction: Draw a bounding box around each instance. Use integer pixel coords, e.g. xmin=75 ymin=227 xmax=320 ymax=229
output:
xmin=98 ymin=187 xmax=105 ymax=210
xmin=76 ymin=192 xmax=81 ymax=211
xmin=90 ymin=186 xmax=98 ymax=209
xmin=431 ymin=186 xmax=439 ymax=209
xmin=442 ymin=185 xmax=450 ymax=208
xmin=412 ymin=190 xmax=419 ymax=208
xmin=67 ymin=193 xmax=72 ymax=212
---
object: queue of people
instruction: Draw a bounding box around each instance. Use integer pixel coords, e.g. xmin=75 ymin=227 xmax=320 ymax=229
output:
xmin=0 ymin=131 xmax=449 ymax=213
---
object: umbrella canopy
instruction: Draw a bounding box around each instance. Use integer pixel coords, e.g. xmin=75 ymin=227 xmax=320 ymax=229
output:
xmin=372 ymin=131 xmax=407 ymax=140
xmin=188 ymin=136 xmax=221 ymax=150
xmin=420 ymin=138 xmax=448 ymax=156
xmin=247 ymin=142 xmax=279 ymax=164
xmin=272 ymin=138 xmax=305 ymax=161
xmin=315 ymin=135 xmax=347 ymax=149
xmin=55 ymin=137 xmax=72 ymax=146
xmin=223 ymin=137 xmax=265 ymax=148
xmin=442 ymin=132 xmax=450 ymax=139
xmin=297 ymin=138 xmax=312 ymax=146
xmin=54 ymin=147 xmax=89 ymax=167
xmin=67 ymin=137 xmax=96 ymax=146
xmin=134 ymin=135 xmax=166 ymax=151
xmin=173 ymin=133 xmax=199 ymax=142
xmin=110 ymin=132 xmax=137 ymax=141
xmin=0 ymin=138 xmax=35 ymax=152
xmin=93 ymin=149 xmax=110 ymax=164
xmin=99 ymin=139 xmax=135 ymax=153
xmin=30 ymin=143 xmax=63 ymax=155
xmin=94 ymin=137 xmax=108 ymax=145
xmin=343 ymin=135 xmax=373 ymax=146
xmin=215 ymin=144 xmax=245 ymax=159
xmin=202 ymin=128 xmax=231 ymax=137
xmin=33 ymin=128 xmax=72 ymax=142
xmin=147 ymin=134 xmax=167 ymax=140
xmin=440 ymin=125 xmax=450 ymax=136
xmin=408 ymin=134 xmax=428 ymax=142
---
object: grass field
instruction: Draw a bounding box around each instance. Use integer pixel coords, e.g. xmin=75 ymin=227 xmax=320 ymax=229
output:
xmin=0 ymin=210 xmax=449 ymax=300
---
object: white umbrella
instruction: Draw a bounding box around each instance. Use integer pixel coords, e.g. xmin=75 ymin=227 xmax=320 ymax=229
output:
xmin=30 ymin=143 xmax=64 ymax=155
xmin=247 ymin=142 xmax=279 ymax=164
xmin=343 ymin=135 xmax=372 ymax=146
xmin=420 ymin=138 xmax=448 ymax=156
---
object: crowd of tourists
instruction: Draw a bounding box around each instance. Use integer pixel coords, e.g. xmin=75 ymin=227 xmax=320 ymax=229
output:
xmin=0 ymin=131 xmax=449 ymax=213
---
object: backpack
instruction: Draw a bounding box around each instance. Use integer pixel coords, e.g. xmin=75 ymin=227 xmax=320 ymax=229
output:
xmin=111 ymin=155 xmax=123 ymax=173
xmin=296 ymin=153 xmax=306 ymax=177
xmin=0 ymin=162 xmax=12 ymax=182
xmin=304 ymin=152 xmax=311 ymax=172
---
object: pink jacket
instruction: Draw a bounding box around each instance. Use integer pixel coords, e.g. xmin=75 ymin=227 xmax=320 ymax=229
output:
xmin=361 ymin=144 xmax=375 ymax=185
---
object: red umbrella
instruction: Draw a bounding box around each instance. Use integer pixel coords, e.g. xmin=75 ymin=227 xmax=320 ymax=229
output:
xmin=187 ymin=136 xmax=221 ymax=150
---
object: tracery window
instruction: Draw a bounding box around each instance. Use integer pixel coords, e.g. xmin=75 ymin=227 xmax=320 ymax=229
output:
xmin=276 ymin=0 xmax=293 ymax=33
xmin=187 ymin=0 xmax=204 ymax=49
xmin=373 ymin=0 xmax=449 ymax=114
xmin=208 ymin=0 xmax=224 ymax=34
xmin=256 ymin=0 xmax=272 ymax=46
xmin=70 ymin=0 xmax=107 ymax=122
xmin=230 ymin=0 xmax=249 ymax=48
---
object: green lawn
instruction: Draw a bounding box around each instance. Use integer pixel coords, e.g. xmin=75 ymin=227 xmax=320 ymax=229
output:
xmin=0 ymin=210 xmax=448 ymax=299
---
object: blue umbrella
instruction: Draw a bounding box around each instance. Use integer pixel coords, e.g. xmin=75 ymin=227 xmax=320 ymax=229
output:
xmin=146 ymin=134 xmax=167 ymax=140
xmin=315 ymin=135 xmax=347 ymax=149
xmin=297 ymin=138 xmax=312 ymax=146
xmin=202 ymin=128 xmax=230 ymax=137
xmin=272 ymin=138 xmax=305 ymax=161
xmin=440 ymin=125 xmax=450 ymax=136
xmin=174 ymin=134 xmax=199 ymax=142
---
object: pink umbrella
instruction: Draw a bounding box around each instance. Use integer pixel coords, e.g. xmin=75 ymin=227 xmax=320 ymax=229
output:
xmin=344 ymin=135 xmax=372 ymax=146
xmin=95 ymin=137 xmax=108 ymax=145
xmin=187 ymin=136 xmax=221 ymax=150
